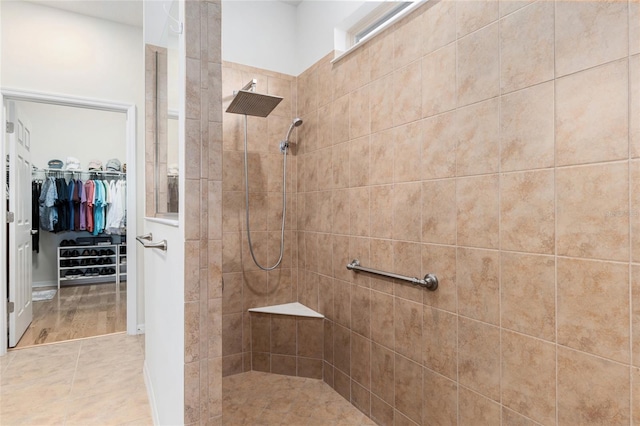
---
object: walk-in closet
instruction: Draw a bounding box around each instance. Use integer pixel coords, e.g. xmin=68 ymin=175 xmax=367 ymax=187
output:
xmin=7 ymin=100 xmax=129 ymax=348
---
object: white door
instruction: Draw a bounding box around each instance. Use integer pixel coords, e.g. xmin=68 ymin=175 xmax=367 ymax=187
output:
xmin=7 ymin=101 xmax=33 ymax=347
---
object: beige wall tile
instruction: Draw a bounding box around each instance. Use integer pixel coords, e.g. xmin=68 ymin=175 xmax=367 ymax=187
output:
xmin=421 ymin=111 xmax=456 ymax=180
xmin=557 ymin=257 xmax=630 ymax=363
xmin=456 ymin=0 xmax=499 ymax=38
xmin=370 ymin=75 xmax=394 ymax=134
xmin=370 ymin=185 xmax=393 ymax=239
xmin=349 ymin=85 xmax=370 ymax=140
xmin=392 ymin=182 xmax=422 ymax=242
xmin=393 ymin=242 xmax=424 ymax=303
xmin=458 ymin=386 xmax=501 ymax=425
xmin=500 ymin=170 xmax=554 ymax=254
xmin=349 ymin=136 xmax=370 ymax=188
xmin=351 ymin=285 xmax=371 ymax=339
xmin=458 ymin=317 xmax=500 ymax=400
xmin=500 ymin=81 xmax=554 ymax=172
xmin=350 ymin=332 xmax=371 ymax=388
xmin=423 ymin=306 xmax=457 ymax=380
xmin=334 ymin=324 xmax=351 ymax=375
xmin=558 ymin=347 xmax=630 ymax=425
xmin=393 ymin=61 xmax=422 ymax=126
xmin=556 ymin=162 xmax=629 ymax=261
xmin=332 ymin=94 xmax=350 ymax=145
xmin=634 ymin=367 xmax=640 ymax=424
xmin=501 ymin=252 xmax=555 ymax=341
xmin=501 ymin=330 xmax=556 ymax=424
xmin=500 ymin=1 xmax=554 ymax=94
xmin=222 ymin=313 xmax=242 ymax=356
xmin=456 ymin=98 xmax=499 ymax=176
xmin=501 ymin=407 xmax=539 ymax=426
xmin=394 ymin=354 xmax=423 ymax=424
xmin=555 ymin=1 xmax=628 ymax=77
xmin=297 ymin=318 xmax=323 ymax=359
xmin=457 ymin=23 xmax=500 ymax=107
xmin=332 ymin=142 xmax=350 ymax=188
xmin=370 ymin=129 xmax=395 ymax=185
xmin=421 ymin=44 xmax=456 ymax=118
xmin=421 ymin=179 xmax=456 ymax=245
xmin=371 ymin=342 xmax=395 ymax=405
xmin=634 ymin=265 xmax=640 ymax=367
xmin=394 ymin=297 xmax=423 ymax=363
xmin=393 ymin=13 xmax=423 ymax=70
xmin=556 ymin=59 xmax=629 ymax=166
xmin=351 ymin=380 xmax=371 ymax=415
xmin=271 ymin=315 xmax=296 ymax=356
xmin=457 ymin=175 xmax=499 ymax=249
xmin=371 ymin=395 xmax=394 ymax=426
xmin=393 ymin=122 xmax=422 ymax=183
xmin=422 ymin=369 xmax=457 ymax=426
xmin=633 ymin=161 xmax=640 ymax=263
xmin=422 ymin=0 xmax=456 ymax=56
xmin=457 ymin=248 xmax=500 ymax=325
xmin=349 ymin=187 xmax=370 ymax=237
xmin=332 ymin=189 xmax=350 ymax=235
xmin=631 ymin=55 xmax=639 ymax=158
xmin=298 ymin=70 xmax=318 ymax=117
xmin=369 ymin=32 xmax=394 ymax=81
xmin=422 ymin=244 xmax=457 ymax=313
xmin=371 ymin=290 xmax=395 ymax=349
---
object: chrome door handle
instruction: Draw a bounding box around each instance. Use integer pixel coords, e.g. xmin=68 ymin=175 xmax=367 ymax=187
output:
xmin=136 ymin=233 xmax=168 ymax=251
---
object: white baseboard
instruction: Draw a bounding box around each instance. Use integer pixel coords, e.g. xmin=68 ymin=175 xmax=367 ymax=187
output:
xmin=143 ymin=361 xmax=159 ymax=426
xmin=136 ymin=324 xmax=145 ymax=334
xmin=32 ymin=280 xmax=57 ymax=289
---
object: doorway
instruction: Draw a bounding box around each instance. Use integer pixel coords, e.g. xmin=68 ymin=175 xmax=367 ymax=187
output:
xmin=1 ymin=89 xmax=138 ymax=351
xmin=9 ymin=99 xmax=131 ymax=348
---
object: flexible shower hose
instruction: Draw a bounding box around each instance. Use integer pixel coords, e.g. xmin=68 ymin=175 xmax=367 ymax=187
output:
xmin=243 ymin=115 xmax=287 ymax=271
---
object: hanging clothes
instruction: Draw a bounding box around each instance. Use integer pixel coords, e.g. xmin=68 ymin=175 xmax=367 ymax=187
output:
xmin=85 ymin=180 xmax=95 ymax=233
xmin=31 ymin=181 xmax=41 ymax=252
xmin=33 ymin=171 xmax=126 ymax=235
xmin=38 ymin=177 xmax=58 ymax=232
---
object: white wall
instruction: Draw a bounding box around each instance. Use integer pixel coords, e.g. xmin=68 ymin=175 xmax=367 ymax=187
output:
xmin=221 ymin=0 xmax=297 ymax=76
xmin=1 ymin=0 xmax=145 ymax=327
xmin=20 ymin=101 xmax=126 ymax=170
xmin=221 ymin=0 xmax=369 ymax=76
xmin=295 ymin=0 xmax=366 ymax=74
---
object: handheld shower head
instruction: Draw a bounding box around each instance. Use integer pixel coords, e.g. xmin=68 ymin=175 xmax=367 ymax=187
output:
xmin=280 ymin=118 xmax=303 ymax=153
xmin=284 ymin=118 xmax=303 ymax=142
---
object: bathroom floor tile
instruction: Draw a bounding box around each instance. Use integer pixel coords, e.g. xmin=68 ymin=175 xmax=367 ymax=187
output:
xmin=223 ymin=371 xmax=376 ymax=425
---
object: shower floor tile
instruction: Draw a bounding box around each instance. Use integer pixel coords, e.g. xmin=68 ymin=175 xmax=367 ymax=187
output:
xmin=223 ymin=371 xmax=375 ymax=425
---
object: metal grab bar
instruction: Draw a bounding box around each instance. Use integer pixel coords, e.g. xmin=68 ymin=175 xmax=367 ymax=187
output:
xmin=136 ymin=233 xmax=168 ymax=251
xmin=346 ymin=259 xmax=438 ymax=291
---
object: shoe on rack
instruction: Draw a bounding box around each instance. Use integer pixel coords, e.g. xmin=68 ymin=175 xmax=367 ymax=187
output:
xmin=107 ymin=268 xmax=115 ymax=275
xmin=71 ymin=250 xmax=80 ymax=257
xmin=90 ymin=249 xmax=98 ymax=256
xmin=106 ymin=249 xmax=115 ymax=256
xmin=81 ymin=249 xmax=90 ymax=257
xmin=60 ymin=240 xmax=69 ymax=246
xmin=68 ymin=239 xmax=77 ymax=246
xmin=62 ymin=250 xmax=71 ymax=257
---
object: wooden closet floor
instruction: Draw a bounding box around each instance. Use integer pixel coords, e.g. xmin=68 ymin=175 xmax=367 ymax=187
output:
xmin=15 ymin=282 xmax=127 ymax=349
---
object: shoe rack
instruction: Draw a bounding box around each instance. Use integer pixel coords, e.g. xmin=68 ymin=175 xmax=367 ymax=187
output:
xmin=56 ymin=244 xmax=127 ymax=290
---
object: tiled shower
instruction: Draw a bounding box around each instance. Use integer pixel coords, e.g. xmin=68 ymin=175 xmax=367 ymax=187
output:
xmin=213 ymin=0 xmax=640 ymax=424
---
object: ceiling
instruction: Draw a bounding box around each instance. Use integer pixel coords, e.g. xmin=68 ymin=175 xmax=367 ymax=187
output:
xmin=25 ymin=0 xmax=143 ymax=28
xmin=25 ymin=0 xmax=303 ymax=29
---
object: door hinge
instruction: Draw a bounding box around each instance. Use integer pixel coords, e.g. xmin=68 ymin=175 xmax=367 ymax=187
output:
xmin=7 ymin=302 xmax=14 ymax=314
xmin=6 ymin=122 xmax=14 ymax=134
xmin=6 ymin=212 xmax=14 ymax=223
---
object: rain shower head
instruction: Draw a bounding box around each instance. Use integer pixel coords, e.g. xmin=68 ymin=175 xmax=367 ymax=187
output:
xmin=226 ymin=80 xmax=283 ymax=118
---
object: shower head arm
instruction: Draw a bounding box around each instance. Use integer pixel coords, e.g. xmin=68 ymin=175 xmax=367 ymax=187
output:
xmin=241 ymin=79 xmax=257 ymax=92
